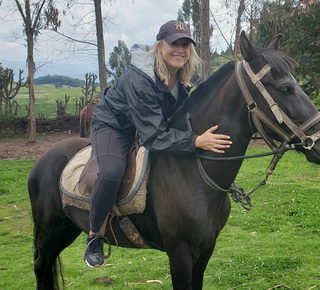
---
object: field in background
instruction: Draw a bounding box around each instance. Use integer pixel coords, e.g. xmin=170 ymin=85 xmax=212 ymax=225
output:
xmin=0 ymin=147 xmax=319 ymax=289
xmin=13 ymin=83 xmax=319 ymax=121
xmin=15 ymin=85 xmax=100 ymax=119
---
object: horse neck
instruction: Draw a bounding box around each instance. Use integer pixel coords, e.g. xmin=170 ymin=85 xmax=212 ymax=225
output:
xmin=190 ymin=70 xmax=252 ymax=150
xmin=187 ymin=67 xmax=254 ymax=190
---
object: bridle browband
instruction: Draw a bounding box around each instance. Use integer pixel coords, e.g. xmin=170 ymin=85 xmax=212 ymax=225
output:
xmin=186 ymin=60 xmax=320 ymax=210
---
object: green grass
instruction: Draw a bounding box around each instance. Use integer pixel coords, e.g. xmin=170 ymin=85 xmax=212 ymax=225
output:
xmin=0 ymin=147 xmax=319 ymax=289
xmin=15 ymin=84 xmax=100 ymax=119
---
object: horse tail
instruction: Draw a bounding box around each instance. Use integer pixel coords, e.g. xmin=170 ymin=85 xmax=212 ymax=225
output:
xmin=79 ymin=107 xmax=88 ymax=138
xmin=32 ymin=225 xmax=64 ymax=289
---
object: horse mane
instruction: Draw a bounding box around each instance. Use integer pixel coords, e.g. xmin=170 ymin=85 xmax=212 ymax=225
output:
xmin=169 ymin=47 xmax=296 ymax=129
xmin=258 ymin=48 xmax=298 ymax=75
xmin=184 ymin=61 xmax=236 ymax=112
xmin=169 ymin=61 xmax=236 ymax=128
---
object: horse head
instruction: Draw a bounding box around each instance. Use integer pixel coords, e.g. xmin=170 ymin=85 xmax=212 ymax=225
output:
xmin=239 ymin=31 xmax=320 ymax=164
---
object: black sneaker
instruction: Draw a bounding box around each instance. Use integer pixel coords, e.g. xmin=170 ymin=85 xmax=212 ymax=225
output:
xmin=84 ymin=234 xmax=105 ymax=268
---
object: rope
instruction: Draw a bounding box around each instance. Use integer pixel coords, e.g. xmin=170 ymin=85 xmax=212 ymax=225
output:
xmin=229 ymin=166 xmax=273 ymax=211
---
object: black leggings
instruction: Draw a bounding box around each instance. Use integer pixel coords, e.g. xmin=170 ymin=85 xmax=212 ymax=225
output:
xmin=89 ymin=122 xmax=135 ymax=232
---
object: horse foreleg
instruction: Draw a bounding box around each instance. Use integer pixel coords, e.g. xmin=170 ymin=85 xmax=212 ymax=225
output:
xmin=166 ymin=243 xmax=195 ymax=290
xmin=191 ymin=246 xmax=215 ymax=290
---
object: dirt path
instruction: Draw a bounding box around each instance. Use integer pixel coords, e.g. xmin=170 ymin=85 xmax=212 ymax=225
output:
xmin=0 ymin=132 xmax=267 ymax=160
xmin=0 ymin=131 xmax=80 ymax=160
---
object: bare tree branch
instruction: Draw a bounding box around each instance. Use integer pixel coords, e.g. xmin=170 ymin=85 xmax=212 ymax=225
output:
xmin=14 ymin=0 xmax=27 ymax=23
xmin=32 ymin=0 xmax=46 ymax=29
xmin=209 ymin=8 xmax=230 ymax=49
xmin=53 ymin=29 xmax=98 ymax=47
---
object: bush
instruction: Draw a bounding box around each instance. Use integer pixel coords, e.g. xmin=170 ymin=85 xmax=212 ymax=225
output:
xmin=310 ymin=90 xmax=320 ymax=110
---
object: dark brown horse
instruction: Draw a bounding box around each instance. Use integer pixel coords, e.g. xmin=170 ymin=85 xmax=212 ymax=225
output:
xmin=79 ymin=88 xmax=111 ymax=138
xmin=28 ymin=33 xmax=320 ymax=290
xmin=79 ymin=100 xmax=99 ymax=138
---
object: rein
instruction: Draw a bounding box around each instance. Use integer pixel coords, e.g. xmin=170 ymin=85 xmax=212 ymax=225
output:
xmin=187 ymin=60 xmax=320 ymax=210
xmin=187 ymin=115 xmax=293 ymax=210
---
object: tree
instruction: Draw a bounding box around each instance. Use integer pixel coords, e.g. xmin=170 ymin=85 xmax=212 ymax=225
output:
xmin=284 ymin=0 xmax=320 ymax=96
xmin=201 ymin=0 xmax=210 ymax=80
xmin=55 ymin=94 xmax=70 ymax=116
xmin=14 ymin=0 xmax=61 ymax=142
xmin=106 ymin=40 xmax=132 ymax=85
xmin=254 ymin=0 xmax=289 ymax=45
xmin=178 ymin=0 xmax=213 ymax=80
xmin=220 ymin=0 xmax=264 ymax=60
xmin=75 ymin=73 xmax=99 ymax=114
xmin=255 ymin=0 xmax=320 ymax=98
xmin=51 ymin=0 xmax=109 ymax=96
xmin=232 ymin=0 xmax=245 ymax=61
xmin=0 ymin=64 xmax=27 ymax=116
xmin=178 ymin=0 xmax=202 ymax=52
xmin=81 ymin=73 xmax=99 ymax=105
xmin=93 ymin=0 xmax=107 ymax=96
xmin=244 ymin=0 xmax=264 ymax=42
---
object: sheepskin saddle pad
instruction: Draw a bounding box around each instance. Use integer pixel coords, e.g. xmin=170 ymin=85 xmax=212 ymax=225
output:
xmin=60 ymin=144 xmax=150 ymax=215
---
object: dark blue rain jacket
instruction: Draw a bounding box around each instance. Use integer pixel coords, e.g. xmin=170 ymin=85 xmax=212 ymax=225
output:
xmin=91 ymin=44 xmax=197 ymax=153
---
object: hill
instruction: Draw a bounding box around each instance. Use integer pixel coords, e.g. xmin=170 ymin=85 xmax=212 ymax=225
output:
xmin=34 ymin=75 xmax=85 ymax=87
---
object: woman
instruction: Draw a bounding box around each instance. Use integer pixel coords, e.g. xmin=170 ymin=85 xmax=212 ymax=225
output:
xmin=85 ymin=20 xmax=232 ymax=268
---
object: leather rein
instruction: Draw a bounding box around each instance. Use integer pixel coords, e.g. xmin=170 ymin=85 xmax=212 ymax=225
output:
xmin=186 ymin=60 xmax=320 ymax=209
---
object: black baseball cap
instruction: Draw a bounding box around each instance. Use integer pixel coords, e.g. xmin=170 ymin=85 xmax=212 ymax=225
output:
xmin=156 ymin=20 xmax=196 ymax=46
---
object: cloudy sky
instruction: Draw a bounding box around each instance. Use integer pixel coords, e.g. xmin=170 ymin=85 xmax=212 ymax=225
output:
xmin=0 ymin=0 xmax=234 ymax=80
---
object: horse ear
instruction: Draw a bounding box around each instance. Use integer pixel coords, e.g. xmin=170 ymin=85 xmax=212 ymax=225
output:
xmin=239 ymin=31 xmax=259 ymax=62
xmin=267 ymin=34 xmax=283 ymax=50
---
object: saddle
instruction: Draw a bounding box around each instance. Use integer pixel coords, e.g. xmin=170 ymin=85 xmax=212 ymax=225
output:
xmin=78 ymin=143 xmax=139 ymax=200
xmin=60 ymin=142 xmax=150 ymax=215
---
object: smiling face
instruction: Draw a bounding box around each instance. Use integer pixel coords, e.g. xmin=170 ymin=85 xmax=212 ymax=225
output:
xmin=158 ymin=38 xmax=192 ymax=76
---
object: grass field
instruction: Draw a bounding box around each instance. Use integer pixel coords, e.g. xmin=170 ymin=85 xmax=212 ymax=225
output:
xmin=0 ymin=147 xmax=319 ymax=289
xmin=15 ymin=84 xmax=100 ymax=119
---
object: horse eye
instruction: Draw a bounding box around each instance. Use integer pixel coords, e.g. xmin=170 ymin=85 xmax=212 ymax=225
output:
xmin=279 ymin=86 xmax=292 ymax=95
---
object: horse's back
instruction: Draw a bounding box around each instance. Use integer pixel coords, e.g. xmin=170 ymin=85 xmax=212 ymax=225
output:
xmin=28 ymin=137 xmax=90 ymax=202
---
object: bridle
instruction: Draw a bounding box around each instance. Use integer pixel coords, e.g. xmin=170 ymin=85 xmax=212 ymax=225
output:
xmin=187 ymin=60 xmax=320 ymax=209
xmin=235 ymin=60 xmax=320 ymax=153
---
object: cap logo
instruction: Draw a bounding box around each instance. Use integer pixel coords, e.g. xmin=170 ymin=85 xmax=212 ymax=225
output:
xmin=175 ymin=22 xmax=185 ymax=31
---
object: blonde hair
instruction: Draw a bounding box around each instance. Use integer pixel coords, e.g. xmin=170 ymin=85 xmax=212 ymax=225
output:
xmin=145 ymin=40 xmax=202 ymax=87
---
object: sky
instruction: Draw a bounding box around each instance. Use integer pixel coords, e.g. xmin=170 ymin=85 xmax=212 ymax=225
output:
xmin=0 ymin=0 xmax=234 ymax=80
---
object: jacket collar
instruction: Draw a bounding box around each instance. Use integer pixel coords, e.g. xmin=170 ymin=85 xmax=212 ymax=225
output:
xmin=130 ymin=43 xmax=189 ymax=98
xmin=130 ymin=44 xmax=155 ymax=81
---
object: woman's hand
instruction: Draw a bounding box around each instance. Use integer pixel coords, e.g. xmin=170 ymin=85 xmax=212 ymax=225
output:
xmin=195 ymin=125 xmax=232 ymax=153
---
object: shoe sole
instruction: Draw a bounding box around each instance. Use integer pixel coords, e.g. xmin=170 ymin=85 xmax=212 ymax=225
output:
xmin=85 ymin=259 xmax=106 ymax=268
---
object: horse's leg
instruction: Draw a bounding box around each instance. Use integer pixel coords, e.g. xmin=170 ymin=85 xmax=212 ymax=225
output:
xmin=33 ymin=214 xmax=82 ymax=290
xmin=29 ymin=138 xmax=89 ymax=289
xmin=191 ymin=246 xmax=215 ymax=290
xmin=30 ymin=181 xmax=82 ymax=289
xmin=189 ymin=197 xmax=231 ymax=290
xmin=166 ymin=243 xmax=194 ymax=290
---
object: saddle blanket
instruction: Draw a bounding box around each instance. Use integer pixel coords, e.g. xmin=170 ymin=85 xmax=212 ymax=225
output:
xmin=60 ymin=145 xmax=150 ymax=215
